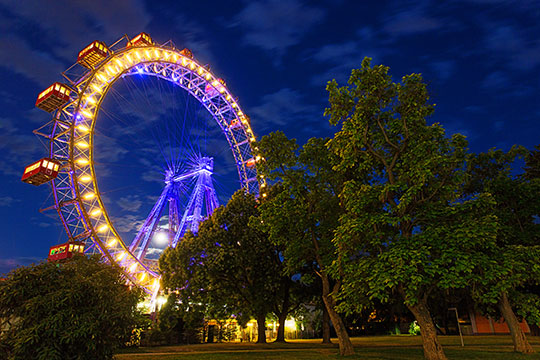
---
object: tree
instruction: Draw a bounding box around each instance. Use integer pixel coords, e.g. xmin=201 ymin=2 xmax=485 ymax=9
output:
xmin=524 ymin=144 xmax=540 ymax=180
xmin=160 ymin=190 xmax=282 ymax=343
xmin=325 ymin=58 xmax=498 ymax=360
xmin=0 ymin=255 xmax=143 ymax=360
xmin=256 ymin=132 xmax=355 ymax=355
xmin=466 ymin=146 xmax=540 ymax=353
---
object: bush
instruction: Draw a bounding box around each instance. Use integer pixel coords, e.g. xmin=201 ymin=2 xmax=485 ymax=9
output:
xmin=0 ymin=256 xmax=144 ymax=360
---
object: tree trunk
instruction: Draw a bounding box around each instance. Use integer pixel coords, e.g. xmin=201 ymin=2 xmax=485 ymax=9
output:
xmin=405 ymin=297 xmax=447 ymax=360
xmin=256 ymin=313 xmax=267 ymax=343
xmin=321 ymin=274 xmax=354 ymax=356
xmin=322 ymin=303 xmax=332 ymax=344
xmin=275 ymin=311 xmax=287 ymax=342
xmin=498 ymin=292 xmax=534 ymax=353
xmin=275 ymin=278 xmax=291 ymax=342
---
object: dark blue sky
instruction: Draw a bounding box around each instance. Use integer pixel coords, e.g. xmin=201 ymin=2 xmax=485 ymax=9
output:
xmin=1 ymin=0 xmax=539 ymax=274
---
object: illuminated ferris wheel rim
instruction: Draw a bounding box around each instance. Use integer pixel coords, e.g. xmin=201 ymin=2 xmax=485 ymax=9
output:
xmin=44 ymin=34 xmax=266 ymax=295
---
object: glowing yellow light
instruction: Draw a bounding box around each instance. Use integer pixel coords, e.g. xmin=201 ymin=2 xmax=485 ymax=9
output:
xmin=226 ymin=94 xmax=231 ymax=101
xmin=182 ymin=58 xmax=187 ymax=66
xmin=115 ymin=58 xmax=124 ymax=67
xmin=139 ymin=272 xmax=146 ymax=281
xmin=126 ymin=54 xmax=133 ymax=63
xmin=81 ymin=109 xmax=93 ymax=118
xmin=256 ymin=155 xmax=261 ymax=161
xmin=117 ymin=251 xmax=126 ymax=261
xmin=285 ymin=318 xmax=296 ymax=331
xmin=107 ymin=238 xmax=117 ymax=247
xmin=129 ymin=262 xmax=138 ymax=272
xmin=250 ymin=137 xmax=256 ymax=142
xmin=262 ymin=193 xmax=267 ymax=197
xmin=189 ymin=62 xmax=195 ymax=70
xmin=76 ymin=141 xmax=89 ymax=149
xmin=212 ymin=80 xmax=219 ymax=86
xmin=205 ymin=73 xmax=211 ymax=80
xmin=232 ymin=103 xmax=238 ymax=108
xmin=96 ymin=73 xmax=106 ymax=81
xmin=91 ymin=84 xmax=102 ymax=93
xmin=86 ymin=97 xmax=96 ymax=104
xmin=79 ymin=175 xmax=92 ymax=182
xmin=237 ymin=110 xmax=244 ymax=116
xmin=156 ymin=296 xmax=167 ymax=307
xmin=82 ymin=192 xmax=95 ymax=200
xmin=153 ymin=279 xmax=160 ymax=290
xmin=173 ymin=54 xmax=178 ymax=62
xmin=90 ymin=208 xmax=102 ymax=217
xmin=154 ymin=49 xmax=160 ymax=58
xmin=77 ymin=158 xmax=89 ymax=166
xmin=145 ymin=50 xmax=151 ymax=58
xmin=136 ymin=51 xmax=142 ymax=59
xmin=197 ymin=67 xmax=203 ymax=75
xmin=97 ymin=224 xmax=108 ymax=233
xmin=77 ymin=124 xmax=90 ymax=133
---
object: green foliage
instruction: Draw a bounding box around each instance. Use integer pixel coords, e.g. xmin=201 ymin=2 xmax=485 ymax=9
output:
xmin=325 ymin=57 xmax=498 ymax=311
xmin=159 ymin=190 xmax=282 ymax=330
xmin=524 ymin=144 xmax=540 ymax=180
xmin=256 ymin=133 xmax=343 ymax=277
xmin=466 ymin=146 xmax=540 ymax=323
xmin=409 ymin=321 xmax=421 ymax=335
xmin=0 ymin=255 xmax=143 ymax=360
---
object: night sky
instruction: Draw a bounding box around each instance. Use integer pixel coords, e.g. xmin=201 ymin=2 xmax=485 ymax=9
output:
xmin=1 ymin=0 xmax=539 ymax=275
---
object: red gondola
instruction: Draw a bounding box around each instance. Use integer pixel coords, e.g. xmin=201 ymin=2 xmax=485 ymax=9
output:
xmin=128 ymin=32 xmax=153 ymax=47
xmin=35 ymin=82 xmax=72 ymax=113
xmin=245 ymin=158 xmax=256 ymax=168
xmin=179 ymin=48 xmax=193 ymax=58
xmin=21 ymin=158 xmax=61 ymax=186
xmin=78 ymin=40 xmax=109 ymax=68
xmin=48 ymin=241 xmax=85 ymax=262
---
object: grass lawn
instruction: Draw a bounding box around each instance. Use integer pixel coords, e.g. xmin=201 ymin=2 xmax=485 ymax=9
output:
xmin=115 ymin=335 xmax=540 ymax=359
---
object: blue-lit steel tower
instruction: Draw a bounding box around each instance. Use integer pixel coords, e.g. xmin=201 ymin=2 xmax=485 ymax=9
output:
xmin=129 ymin=156 xmax=219 ymax=260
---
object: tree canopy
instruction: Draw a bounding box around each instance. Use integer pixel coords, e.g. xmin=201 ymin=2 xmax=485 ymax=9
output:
xmin=0 ymin=255 xmax=143 ymax=360
xmin=256 ymin=132 xmax=355 ymax=355
xmin=466 ymin=146 xmax=540 ymax=353
xmin=325 ymin=58 xmax=498 ymax=360
xmin=159 ymin=190 xmax=283 ymax=343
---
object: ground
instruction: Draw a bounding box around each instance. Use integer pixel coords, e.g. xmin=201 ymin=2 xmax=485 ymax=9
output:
xmin=116 ymin=335 xmax=540 ymax=359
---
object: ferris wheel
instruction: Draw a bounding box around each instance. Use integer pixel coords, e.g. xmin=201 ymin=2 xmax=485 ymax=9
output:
xmin=22 ymin=33 xmax=266 ymax=299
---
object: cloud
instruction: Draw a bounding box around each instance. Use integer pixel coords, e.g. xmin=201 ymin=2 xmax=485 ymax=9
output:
xmin=173 ymin=14 xmax=215 ymax=66
xmin=249 ymin=88 xmax=320 ymax=130
xmin=483 ymin=24 xmax=540 ymax=71
xmin=383 ymin=13 xmax=441 ymax=37
xmin=117 ymin=195 xmax=143 ymax=213
xmin=0 ymin=257 xmax=43 ymax=275
xmin=0 ymin=35 xmax=66 ymax=88
xmin=429 ymin=60 xmax=455 ymax=81
xmin=111 ymin=214 xmax=145 ymax=234
xmin=309 ymin=39 xmax=386 ymax=86
xmin=0 ymin=118 xmax=44 ymax=176
xmin=232 ymin=0 xmax=325 ymax=63
xmin=482 ymin=71 xmax=509 ymax=90
xmin=0 ymin=0 xmax=151 ymax=85
xmin=0 ymin=196 xmax=19 ymax=207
